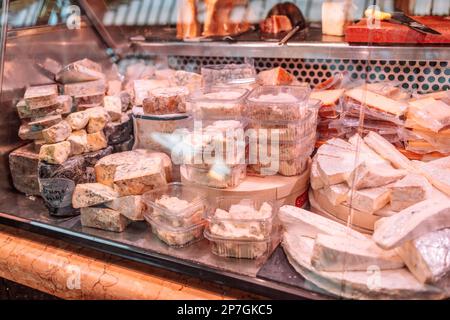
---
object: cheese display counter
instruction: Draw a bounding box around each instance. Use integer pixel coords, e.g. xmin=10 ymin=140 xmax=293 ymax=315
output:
xmin=0 ymin=0 xmax=449 ymax=300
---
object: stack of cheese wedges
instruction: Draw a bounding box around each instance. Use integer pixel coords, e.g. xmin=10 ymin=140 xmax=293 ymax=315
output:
xmin=280 ymin=205 xmax=450 ymax=299
xmin=310 ymin=131 xmax=450 ymax=232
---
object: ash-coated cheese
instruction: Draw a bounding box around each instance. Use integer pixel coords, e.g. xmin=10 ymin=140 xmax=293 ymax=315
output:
xmin=66 ymin=111 xmax=89 ymax=130
xmin=104 ymin=96 xmax=122 ymax=121
xmin=38 ymin=141 xmax=71 ymax=164
xmin=42 ymin=120 xmax=72 ymax=144
xmin=24 ymin=84 xmax=58 ymax=109
xmin=352 ymin=186 xmax=391 ymax=214
xmin=373 ymin=199 xmax=450 ymax=249
xmin=86 ymin=131 xmax=107 ymax=152
xmin=72 ymin=182 xmax=118 ymax=208
xmin=18 ymin=124 xmax=44 ymax=140
xmin=80 ymin=206 xmax=129 ymax=232
xmin=311 ymin=234 xmax=404 ymax=272
xmin=86 ymin=108 xmax=109 ymax=133
xmin=112 ymin=136 xmax=134 ymax=153
xmin=82 ymin=146 xmax=113 ymax=168
xmin=63 ymin=79 xmax=106 ymax=97
xmin=38 ymin=155 xmax=86 ymax=183
xmin=9 ymin=143 xmax=40 ymax=196
xmin=105 ymin=195 xmax=144 ymax=221
xmin=67 ymin=130 xmax=88 ymax=155
xmin=104 ymin=113 xmax=132 ymax=145
xmin=112 ymin=158 xmax=167 ymax=196
xmin=28 ymin=114 xmax=62 ymax=130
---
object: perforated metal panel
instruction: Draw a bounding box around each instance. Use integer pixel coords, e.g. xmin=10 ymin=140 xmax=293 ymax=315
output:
xmin=168 ymin=56 xmax=450 ymax=94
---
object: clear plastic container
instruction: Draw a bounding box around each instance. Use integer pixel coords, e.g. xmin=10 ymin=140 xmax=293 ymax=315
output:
xmin=182 ymin=164 xmax=246 ymax=189
xmin=145 ymin=215 xmax=205 ymax=247
xmin=248 ymin=155 xmax=310 ymax=177
xmin=188 ymin=87 xmax=249 ymax=119
xmin=201 ymin=63 xmax=256 ymax=88
xmin=248 ymin=107 xmax=318 ymax=142
xmin=142 ymin=182 xmax=207 ymax=228
xmin=204 ymin=231 xmax=271 ymax=259
xmin=206 ymin=197 xmax=278 ymax=240
xmin=245 ymin=86 xmax=311 ymax=121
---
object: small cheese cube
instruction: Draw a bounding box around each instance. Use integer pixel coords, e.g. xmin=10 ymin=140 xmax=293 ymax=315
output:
xmin=86 ymin=131 xmax=107 ymax=152
xmin=86 ymin=108 xmax=109 ymax=133
xmin=66 ymin=111 xmax=89 ymax=130
xmin=80 ymin=207 xmax=129 ymax=232
xmin=42 ymin=120 xmax=72 ymax=144
xmin=104 ymin=96 xmax=122 ymax=121
xmin=67 ymin=130 xmax=88 ymax=155
xmin=28 ymin=114 xmax=62 ymax=130
xmin=72 ymin=182 xmax=118 ymax=208
xmin=39 ymin=141 xmax=71 ymax=164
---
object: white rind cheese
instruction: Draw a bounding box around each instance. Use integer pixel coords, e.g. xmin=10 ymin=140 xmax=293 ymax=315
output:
xmin=72 ymin=182 xmax=118 ymax=208
xmin=389 ymin=174 xmax=431 ymax=211
xmin=373 ymin=199 xmax=450 ymax=249
xmin=347 ymin=163 xmax=407 ymax=190
xmin=310 ymin=159 xmax=325 ymax=190
xmin=311 ymin=233 xmax=404 ymax=272
xmin=352 ymin=186 xmax=391 ymax=214
xmin=323 ymin=183 xmax=349 ymax=205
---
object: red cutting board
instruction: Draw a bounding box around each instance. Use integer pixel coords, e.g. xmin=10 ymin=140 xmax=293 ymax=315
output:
xmin=345 ymin=16 xmax=450 ymax=44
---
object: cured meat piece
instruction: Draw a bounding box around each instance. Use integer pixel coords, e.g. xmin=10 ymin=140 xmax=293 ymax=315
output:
xmin=260 ymin=15 xmax=292 ymax=34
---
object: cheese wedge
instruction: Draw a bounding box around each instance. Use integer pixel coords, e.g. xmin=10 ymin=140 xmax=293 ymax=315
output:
xmin=373 ymin=199 xmax=450 ymax=249
xmin=364 ymin=131 xmax=415 ymax=171
xmin=279 ymin=205 xmax=367 ymax=240
xmin=397 ymin=228 xmax=450 ymax=285
xmin=389 ymin=174 xmax=431 ymax=211
xmin=310 ymin=159 xmax=325 ymax=190
xmin=311 ymin=234 xmax=404 ymax=272
xmin=348 ymin=134 xmax=389 ymax=165
xmin=323 ymin=183 xmax=349 ymax=205
xmin=347 ymin=162 xmax=407 ymax=190
xmin=345 ymin=88 xmax=407 ymax=116
xmin=316 ymin=154 xmax=363 ymax=185
xmin=351 ymin=186 xmax=391 ymax=214
xmin=416 ymin=157 xmax=450 ymax=196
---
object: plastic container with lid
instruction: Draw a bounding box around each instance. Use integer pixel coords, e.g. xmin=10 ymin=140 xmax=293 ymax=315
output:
xmin=204 ymin=231 xmax=271 ymax=259
xmin=201 ymin=63 xmax=256 ymax=87
xmin=142 ymin=182 xmax=207 ymax=228
xmin=144 ymin=215 xmax=205 ymax=247
xmin=248 ymin=155 xmax=311 ymax=177
xmin=188 ymin=87 xmax=249 ymax=119
xmin=182 ymin=164 xmax=246 ymax=189
xmin=245 ymin=85 xmax=311 ymax=121
xmin=206 ymin=197 xmax=278 ymax=240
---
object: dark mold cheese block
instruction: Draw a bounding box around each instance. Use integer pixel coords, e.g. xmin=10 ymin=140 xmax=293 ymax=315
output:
xmin=104 ymin=113 xmax=133 ymax=145
xmin=38 ymin=146 xmax=113 ymax=217
xmin=9 ymin=143 xmax=41 ymax=196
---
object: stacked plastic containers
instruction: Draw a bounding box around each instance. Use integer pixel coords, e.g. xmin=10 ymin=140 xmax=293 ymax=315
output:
xmin=245 ymin=86 xmax=319 ymax=176
xmin=143 ymin=183 xmax=208 ymax=247
xmin=182 ymin=87 xmax=250 ymax=188
xmin=204 ymin=197 xmax=278 ymax=259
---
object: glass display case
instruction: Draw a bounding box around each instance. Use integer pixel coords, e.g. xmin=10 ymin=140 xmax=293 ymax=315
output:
xmin=0 ymin=0 xmax=449 ymax=299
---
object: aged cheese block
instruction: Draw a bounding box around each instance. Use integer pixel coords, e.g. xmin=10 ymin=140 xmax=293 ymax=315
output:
xmin=82 ymin=146 xmax=113 ymax=168
xmin=170 ymin=70 xmax=202 ymax=93
xmin=104 ymin=113 xmax=132 ymax=145
xmin=28 ymin=114 xmax=62 ymax=130
xmin=279 ymin=205 xmax=368 ymax=240
xmin=56 ymin=60 xmax=105 ymax=84
xmin=18 ymin=124 xmax=44 ymax=140
xmin=95 ymin=151 xmax=136 ymax=186
xmin=133 ymin=149 xmax=173 ymax=182
xmin=57 ymin=95 xmax=73 ymax=115
xmin=323 ymin=183 xmax=349 ymax=205
xmin=103 ymin=96 xmax=122 ymax=121
xmin=86 ymin=108 xmax=109 ymax=133
xmin=133 ymin=79 xmax=170 ymax=106
xmin=105 ymin=195 xmax=144 ymax=221
xmin=142 ymin=86 xmax=188 ymax=115
xmin=116 ymin=91 xmax=131 ymax=111
xmin=38 ymin=155 xmax=86 ymax=183
xmin=72 ymin=182 xmax=118 ymax=208
xmin=80 ymin=206 xmax=129 ymax=232
xmin=86 ymin=131 xmax=107 ymax=152
xmin=310 ymin=159 xmax=325 ymax=190
xmin=33 ymin=139 xmax=46 ymax=152
xmin=373 ymin=199 xmax=450 ymax=249
xmin=42 ymin=120 xmax=72 ymax=144
xmin=9 ymin=144 xmax=40 ymax=196
xmin=397 ymin=228 xmax=450 ymax=285
xmin=24 ymin=84 xmax=58 ymax=109
xmin=389 ymin=174 xmax=431 ymax=211
xmin=67 ymin=130 xmax=88 ymax=155
xmin=282 ymin=232 xmax=446 ymax=299
xmin=347 ymin=162 xmax=407 ymax=190
xmin=39 ymin=141 xmax=71 ymax=164
xmin=364 ymin=131 xmax=415 ymax=171
xmin=66 ymin=111 xmax=89 ymax=130
xmin=73 ymin=93 xmax=104 ymax=107
xmin=112 ymin=159 xmax=167 ymax=196
xmin=16 ymin=99 xmax=61 ymax=119
xmin=311 ymin=233 xmax=404 ymax=271
xmin=107 ymin=80 xmax=122 ymax=96
xmin=352 ymin=186 xmax=391 ymax=214
xmin=63 ymin=79 xmax=106 ymax=97
xmin=76 ymin=103 xmax=102 ymax=112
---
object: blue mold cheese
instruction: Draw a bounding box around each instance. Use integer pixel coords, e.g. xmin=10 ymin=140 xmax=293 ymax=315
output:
xmin=38 ymin=141 xmax=71 ymax=164
xmin=42 ymin=120 xmax=72 ymax=144
xmin=24 ymin=84 xmax=58 ymax=109
xmin=72 ymin=182 xmax=118 ymax=208
xmin=80 ymin=206 xmax=130 ymax=232
xmin=66 ymin=111 xmax=90 ymax=130
xmin=105 ymin=195 xmax=145 ymax=221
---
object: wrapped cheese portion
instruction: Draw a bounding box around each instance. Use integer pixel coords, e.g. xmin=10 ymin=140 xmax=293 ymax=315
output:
xmin=397 ymin=228 xmax=450 ymax=285
xmin=373 ymin=199 xmax=450 ymax=249
xmin=279 ymin=205 xmax=367 ymax=240
xmin=407 ymin=98 xmax=450 ymax=133
xmin=344 ymin=87 xmax=407 ymax=116
xmin=311 ymin=233 xmax=404 ymax=271
xmin=257 ymin=67 xmax=295 ymax=86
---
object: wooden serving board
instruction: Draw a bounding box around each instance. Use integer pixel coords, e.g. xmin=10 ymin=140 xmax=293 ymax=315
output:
xmin=345 ymin=16 xmax=450 ymax=44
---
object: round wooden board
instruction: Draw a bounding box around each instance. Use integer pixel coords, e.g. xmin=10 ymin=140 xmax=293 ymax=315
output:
xmin=180 ymin=160 xmax=311 ymax=205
